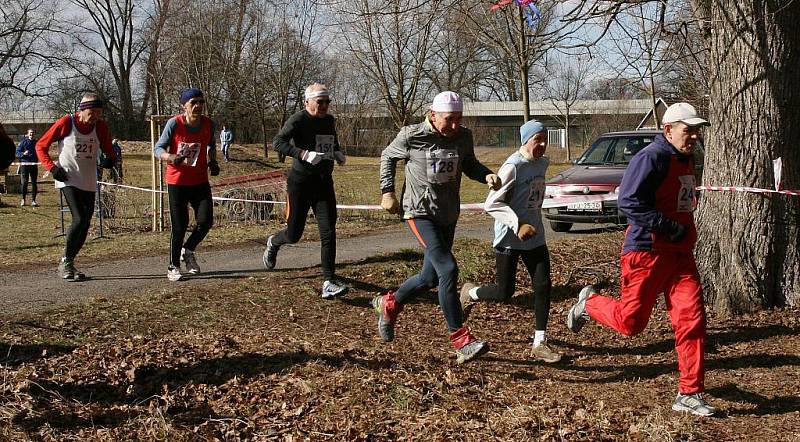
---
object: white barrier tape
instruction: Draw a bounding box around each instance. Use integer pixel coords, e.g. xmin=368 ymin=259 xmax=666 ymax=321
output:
xmin=96 ymin=181 xmax=625 ymax=210
xmin=98 ymin=181 xmax=287 ymax=205
xmin=11 ymin=162 xmax=41 ymax=166
xmin=697 ymin=185 xmax=800 ymax=197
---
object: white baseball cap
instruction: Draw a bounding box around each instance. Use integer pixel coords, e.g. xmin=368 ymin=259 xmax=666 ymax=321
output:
xmin=662 ymin=102 xmax=709 ymax=127
xmin=430 ymin=91 xmax=463 ymax=113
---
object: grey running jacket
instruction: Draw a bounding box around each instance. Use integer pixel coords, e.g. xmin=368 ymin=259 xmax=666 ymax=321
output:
xmin=380 ymin=119 xmax=493 ymax=226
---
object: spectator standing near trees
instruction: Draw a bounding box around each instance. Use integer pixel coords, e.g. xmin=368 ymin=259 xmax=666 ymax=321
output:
xmin=220 ymin=125 xmax=233 ymax=162
xmin=16 ymin=128 xmax=39 ymax=206
xmin=36 ymin=93 xmax=117 ymax=281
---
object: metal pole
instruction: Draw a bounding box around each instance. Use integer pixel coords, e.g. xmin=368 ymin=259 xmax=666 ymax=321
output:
xmin=151 ymin=119 xmax=158 ymax=232
xmin=95 ymin=180 xmax=106 ymax=239
xmin=55 ymin=189 xmax=66 ymax=238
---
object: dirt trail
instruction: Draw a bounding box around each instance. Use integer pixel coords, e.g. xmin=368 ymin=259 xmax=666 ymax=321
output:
xmin=0 ymin=221 xmax=491 ymax=314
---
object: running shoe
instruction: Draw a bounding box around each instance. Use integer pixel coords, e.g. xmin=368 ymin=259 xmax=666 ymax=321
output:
xmin=672 ymin=393 xmax=717 ymax=417
xmin=167 ymin=266 xmax=183 ymax=282
xmin=460 ymin=282 xmax=477 ymax=306
xmin=566 ymin=285 xmax=596 ymax=333
xmin=321 ymin=280 xmax=348 ymax=299
xmin=372 ymin=294 xmax=396 ymax=342
xmin=59 ymin=257 xmax=85 ymax=282
xmin=181 ymin=248 xmax=201 ymax=274
xmin=262 ymin=235 xmax=279 ymax=270
xmin=531 ymin=341 xmax=562 ymax=363
xmin=31 ymin=201 xmax=39 ymax=207
xmin=456 ymin=340 xmax=489 ymax=364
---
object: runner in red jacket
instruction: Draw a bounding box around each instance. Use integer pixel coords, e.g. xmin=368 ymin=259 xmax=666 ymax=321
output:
xmin=36 ymin=93 xmax=117 ymax=281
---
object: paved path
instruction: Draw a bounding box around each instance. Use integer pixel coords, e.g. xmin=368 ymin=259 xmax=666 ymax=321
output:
xmin=0 ymin=221 xmax=616 ymax=315
xmin=0 ymin=221 xmax=488 ymax=315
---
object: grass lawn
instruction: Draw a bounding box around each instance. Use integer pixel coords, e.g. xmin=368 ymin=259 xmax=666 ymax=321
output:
xmin=1 ymin=143 xmax=569 ymax=269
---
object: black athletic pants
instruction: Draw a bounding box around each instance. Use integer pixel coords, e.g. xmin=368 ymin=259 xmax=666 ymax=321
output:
xmin=167 ymin=182 xmax=214 ymax=268
xmin=475 ymin=245 xmax=552 ymax=330
xmin=61 ymin=186 xmax=95 ymax=260
xmin=271 ymin=172 xmax=337 ymax=280
xmin=20 ymin=165 xmax=38 ymax=201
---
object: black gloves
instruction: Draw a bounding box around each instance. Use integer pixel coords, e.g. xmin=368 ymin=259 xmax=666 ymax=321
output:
xmin=100 ymin=155 xmax=115 ymax=169
xmin=208 ymin=160 xmax=220 ymax=176
xmin=668 ymin=223 xmax=688 ymax=242
xmin=51 ymin=165 xmax=68 ymax=182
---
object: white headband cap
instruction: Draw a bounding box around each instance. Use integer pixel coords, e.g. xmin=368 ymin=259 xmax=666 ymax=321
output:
xmin=430 ymin=91 xmax=463 ymax=113
xmin=305 ymin=89 xmax=330 ymax=100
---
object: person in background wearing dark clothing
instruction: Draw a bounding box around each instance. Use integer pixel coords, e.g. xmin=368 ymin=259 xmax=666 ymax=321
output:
xmin=0 ymin=123 xmax=15 ymax=206
xmin=262 ymin=82 xmax=349 ymax=299
xmin=111 ymin=138 xmax=123 ymax=182
xmin=154 ymin=88 xmax=220 ymax=282
xmin=16 ymin=128 xmax=39 ymax=206
xmin=36 ymin=92 xmax=117 ymax=281
xmin=566 ymin=102 xmax=717 ymax=417
xmin=373 ymin=91 xmax=502 ymax=364
xmin=98 ymin=138 xmax=123 ymax=183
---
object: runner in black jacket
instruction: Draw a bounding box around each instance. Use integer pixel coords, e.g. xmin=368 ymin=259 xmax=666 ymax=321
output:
xmin=263 ymin=83 xmax=349 ymax=299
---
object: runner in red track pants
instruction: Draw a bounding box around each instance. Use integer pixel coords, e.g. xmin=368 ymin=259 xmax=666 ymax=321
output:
xmin=566 ymin=102 xmax=717 ymax=417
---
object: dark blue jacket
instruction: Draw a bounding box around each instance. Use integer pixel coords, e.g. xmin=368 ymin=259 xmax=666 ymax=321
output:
xmin=16 ymin=137 xmax=38 ymax=163
xmin=618 ymin=134 xmax=698 ymax=253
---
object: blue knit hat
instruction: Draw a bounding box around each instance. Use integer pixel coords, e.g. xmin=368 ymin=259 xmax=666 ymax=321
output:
xmin=179 ymin=88 xmax=204 ymax=105
xmin=520 ymin=120 xmax=546 ymax=145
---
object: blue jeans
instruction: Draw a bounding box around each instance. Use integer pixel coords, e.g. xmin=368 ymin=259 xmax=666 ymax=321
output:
xmin=394 ymin=217 xmax=463 ymax=332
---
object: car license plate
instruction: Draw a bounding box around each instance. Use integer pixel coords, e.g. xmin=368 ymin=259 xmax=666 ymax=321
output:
xmin=567 ymin=201 xmax=602 ymax=211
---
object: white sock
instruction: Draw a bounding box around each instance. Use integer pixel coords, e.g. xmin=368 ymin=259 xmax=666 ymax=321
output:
xmin=533 ymin=330 xmax=546 ymax=346
xmin=468 ymin=287 xmax=479 ymax=300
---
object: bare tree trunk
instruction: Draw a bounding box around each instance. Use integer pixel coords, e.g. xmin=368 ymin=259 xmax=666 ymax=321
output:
xmin=695 ymin=0 xmax=800 ymax=313
xmin=518 ymin=7 xmax=530 ymax=122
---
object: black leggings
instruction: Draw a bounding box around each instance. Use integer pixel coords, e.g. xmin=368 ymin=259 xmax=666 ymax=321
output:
xmin=475 ymin=245 xmax=552 ymax=330
xmin=20 ymin=165 xmax=38 ymax=201
xmin=61 ymin=186 xmax=95 ymax=260
xmin=271 ymin=173 xmax=337 ymax=280
xmin=168 ymin=182 xmax=213 ymax=268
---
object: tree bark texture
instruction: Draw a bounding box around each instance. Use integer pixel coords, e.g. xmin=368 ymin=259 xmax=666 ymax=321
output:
xmin=696 ymin=0 xmax=800 ymax=313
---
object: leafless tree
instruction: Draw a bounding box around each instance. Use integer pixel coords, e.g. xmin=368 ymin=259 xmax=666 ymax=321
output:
xmin=336 ymin=0 xmax=442 ymax=129
xmin=0 ymin=0 xmax=59 ymax=100
xmin=560 ymin=0 xmax=800 ymax=312
xmin=543 ymin=55 xmax=592 ymax=158
xmin=65 ymin=0 xmax=148 ymax=138
xmin=458 ymin=0 xmax=565 ymax=121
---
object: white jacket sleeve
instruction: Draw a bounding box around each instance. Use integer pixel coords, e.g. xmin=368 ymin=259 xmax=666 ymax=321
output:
xmin=484 ymin=163 xmax=519 ymax=233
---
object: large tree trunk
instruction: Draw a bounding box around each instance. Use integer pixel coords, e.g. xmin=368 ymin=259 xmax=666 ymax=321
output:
xmin=695 ymin=1 xmax=800 ymax=313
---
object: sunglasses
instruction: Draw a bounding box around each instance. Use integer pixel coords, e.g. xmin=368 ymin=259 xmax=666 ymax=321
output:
xmin=316 ymin=99 xmax=331 ymax=105
xmin=189 ymin=99 xmax=205 ymax=105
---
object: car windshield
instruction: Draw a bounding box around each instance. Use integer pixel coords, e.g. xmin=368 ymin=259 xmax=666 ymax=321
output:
xmin=577 ymin=135 xmax=657 ymax=165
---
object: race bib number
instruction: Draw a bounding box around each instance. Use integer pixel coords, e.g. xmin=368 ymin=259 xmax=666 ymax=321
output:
xmin=426 ymin=149 xmax=459 ymax=184
xmin=177 ymin=142 xmax=201 ymax=167
xmin=315 ymin=135 xmax=335 ymax=160
xmin=73 ymin=136 xmax=96 ymax=161
xmin=528 ymin=178 xmax=545 ymax=210
xmin=677 ymin=175 xmax=696 ymax=212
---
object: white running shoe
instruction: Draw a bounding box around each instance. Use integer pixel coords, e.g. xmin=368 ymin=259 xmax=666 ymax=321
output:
xmin=167 ymin=266 xmax=183 ymax=282
xmin=181 ymin=248 xmax=200 ymax=274
xmin=20 ymin=199 xmax=25 ymax=206
xmin=31 ymin=201 xmax=39 ymax=207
